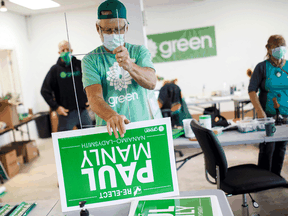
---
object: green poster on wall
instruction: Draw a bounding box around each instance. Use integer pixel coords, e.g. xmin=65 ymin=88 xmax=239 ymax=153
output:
xmin=52 ymin=118 xmax=179 ymax=212
xmin=128 ymin=195 xmax=223 ymax=216
xmin=147 ymin=26 xmax=217 ymax=63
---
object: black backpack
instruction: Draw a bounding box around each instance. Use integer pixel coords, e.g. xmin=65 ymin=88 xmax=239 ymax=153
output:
xmin=203 ymin=106 xmax=229 ymax=127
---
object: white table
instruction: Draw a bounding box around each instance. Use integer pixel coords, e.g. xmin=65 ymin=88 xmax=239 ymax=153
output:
xmin=174 ymin=125 xmax=288 ymax=149
xmin=47 ymin=189 xmax=233 ymax=216
xmin=174 ymin=129 xmax=266 ymax=148
xmin=264 ymin=125 xmax=288 ymax=143
xmin=232 ymin=96 xmax=255 ymax=119
xmin=185 ymin=96 xmax=232 ymax=113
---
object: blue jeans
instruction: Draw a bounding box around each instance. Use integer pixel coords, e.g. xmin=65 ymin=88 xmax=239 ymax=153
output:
xmin=58 ymin=109 xmax=93 ymax=132
xmin=258 ymin=141 xmax=287 ymax=176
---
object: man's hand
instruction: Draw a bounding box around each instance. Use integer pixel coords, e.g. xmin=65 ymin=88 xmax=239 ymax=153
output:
xmin=106 ymin=115 xmax=130 ymax=139
xmin=56 ymin=106 xmax=69 ymax=116
xmin=113 ymin=46 xmax=133 ymax=72
xmin=85 ymin=101 xmax=90 ymax=108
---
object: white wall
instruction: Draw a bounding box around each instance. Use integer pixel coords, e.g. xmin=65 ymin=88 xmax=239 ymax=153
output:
xmin=29 ymin=0 xmax=145 ymax=113
xmin=0 ymin=12 xmax=37 ymax=145
xmin=145 ymin=0 xmax=288 ymax=100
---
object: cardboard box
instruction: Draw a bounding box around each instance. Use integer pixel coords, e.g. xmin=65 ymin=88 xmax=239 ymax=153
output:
xmin=0 ymin=149 xmax=19 ymax=178
xmin=0 ymin=149 xmax=17 ymax=167
xmin=0 ymin=101 xmax=20 ymax=128
xmin=5 ymin=161 xmax=19 ymax=178
xmin=11 ymin=140 xmax=39 ymax=163
xmin=25 ymin=141 xmax=39 ymax=162
xmin=0 ymin=144 xmax=23 ymax=164
xmin=17 ymin=155 xmax=24 ymax=164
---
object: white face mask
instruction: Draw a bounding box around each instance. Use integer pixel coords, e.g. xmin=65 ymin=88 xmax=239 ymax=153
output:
xmin=103 ymin=33 xmax=125 ymax=51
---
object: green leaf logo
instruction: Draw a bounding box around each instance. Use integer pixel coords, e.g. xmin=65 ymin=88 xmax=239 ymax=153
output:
xmin=147 ymin=38 xmax=158 ymax=60
xmin=107 ymin=62 xmax=132 ymax=91
xmin=60 ymin=72 xmax=67 ymax=78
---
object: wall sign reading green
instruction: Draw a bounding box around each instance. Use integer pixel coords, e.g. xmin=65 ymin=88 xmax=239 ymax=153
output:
xmin=147 ymin=26 xmax=217 ymax=63
xmin=52 ymin=118 xmax=179 ymax=212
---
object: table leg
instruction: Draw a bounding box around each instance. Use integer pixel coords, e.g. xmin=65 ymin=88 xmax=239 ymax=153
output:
xmin=21 ymin=126 xmax=24 ymax=141
xmin=26 ymin=123 xmax=31 ymax=141
xmin=234 ymin=101 xmax=241 ymax=119
xmin=12 ymin=130 xmax=16 ymax=142
xmin=176 ymin=152 xmax=203 ymax=171
xmin=234 ymin=102 xmax=237 ymax=119
xmin=241 ymin=102 xmax=244 ymax=120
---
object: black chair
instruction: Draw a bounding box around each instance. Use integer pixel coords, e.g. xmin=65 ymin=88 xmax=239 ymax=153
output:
xmin=161 ymin=109 xmax=183 ymax=157
xmin=190 ymin=119 xmax=287 ymax=216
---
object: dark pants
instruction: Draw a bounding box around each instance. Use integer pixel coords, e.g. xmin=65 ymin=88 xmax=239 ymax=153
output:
xmin=58 ymin=109 xmax=93 ymax=132
xmin=258 ymin=141 xmax=287 ymax=176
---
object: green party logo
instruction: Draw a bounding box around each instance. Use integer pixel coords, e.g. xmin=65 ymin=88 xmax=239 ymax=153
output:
xmin=144 ymin=126 xmax=165 ymax=133
xmin=60 ymin=71 xmax=81 ymax=79
xmin=147 ymin=26 xmax=217 ymax=63
xmin=60 ymin=71 xmax=67 ymax=78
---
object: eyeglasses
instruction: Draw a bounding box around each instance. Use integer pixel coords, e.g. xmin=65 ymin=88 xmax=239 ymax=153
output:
xmin=99 ymin=25 xmax=126 ymax=34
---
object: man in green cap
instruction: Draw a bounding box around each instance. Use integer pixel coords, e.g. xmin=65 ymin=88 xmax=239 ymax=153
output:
xmin=82 ymin=0 xmax=161 ymax=138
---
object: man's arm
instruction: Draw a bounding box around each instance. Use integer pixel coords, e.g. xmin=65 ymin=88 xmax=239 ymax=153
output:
xmin=40 ymin=70 xmax=59 ymax=110
xmin=113 ymin=46 xmax=156 ymax=90
xmin=127 ymin=65 xmax=156 ymax=90
xmin=40 ymin=69 xmax=69 ymax=116
xmin=85 ymin=84 xmax=129 ymax=138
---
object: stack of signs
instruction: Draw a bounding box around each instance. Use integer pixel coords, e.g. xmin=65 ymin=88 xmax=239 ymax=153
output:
xmin=128 ymin=196 xmax=223 ymax=216
xmin=52 ymin=118 xmax=179 ymax=212
xmin=0 ymin=202 xmax=36 ymax=216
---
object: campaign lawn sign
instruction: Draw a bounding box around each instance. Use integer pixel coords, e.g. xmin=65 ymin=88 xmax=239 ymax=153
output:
xmin=52 ymin=118 xmax=179 ymax=212
xmin=128 ymin=196 xmax=223 ymax=216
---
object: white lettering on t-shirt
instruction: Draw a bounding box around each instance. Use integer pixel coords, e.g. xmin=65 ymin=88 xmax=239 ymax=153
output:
xmin=108 ymin=92 xmax=139 ymax=107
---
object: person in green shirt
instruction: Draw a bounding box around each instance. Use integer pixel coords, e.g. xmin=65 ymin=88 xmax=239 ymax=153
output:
xmin=82 ymin=0 xmax=161 ymax=139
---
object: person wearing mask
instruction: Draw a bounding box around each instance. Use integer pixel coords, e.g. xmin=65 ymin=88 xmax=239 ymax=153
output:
xmin=41 ymin=40 xmax=92 ymax=131
xmin=248 ymin=35 xmax=288 ymax=176
xmin=82 ymin=0 xmax=161 ymax=139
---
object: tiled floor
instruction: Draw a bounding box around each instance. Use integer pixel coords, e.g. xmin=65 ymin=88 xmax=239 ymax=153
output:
xmin=1 ymin=138 xmax=288 ymax=215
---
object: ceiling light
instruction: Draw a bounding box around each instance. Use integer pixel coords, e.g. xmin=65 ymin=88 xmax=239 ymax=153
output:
xmin=9 ymin=0 xmax=60 ymax=10
xmin=0 ymin=0 xmax=7 ymax=12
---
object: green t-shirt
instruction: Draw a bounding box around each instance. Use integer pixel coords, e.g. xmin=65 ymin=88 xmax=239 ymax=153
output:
xmin=82 ymin=43 xmax=162 ymax=126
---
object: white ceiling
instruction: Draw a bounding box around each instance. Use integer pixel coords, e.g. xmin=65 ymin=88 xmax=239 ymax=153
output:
xmin=4 ymin=0 xmax=202 ymax=16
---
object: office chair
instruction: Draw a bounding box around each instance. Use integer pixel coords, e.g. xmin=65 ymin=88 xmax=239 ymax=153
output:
xmin=190 ymin=119 xmax=287 ymax=216
xmin=161 ymin=109 xmax=183 ymax=157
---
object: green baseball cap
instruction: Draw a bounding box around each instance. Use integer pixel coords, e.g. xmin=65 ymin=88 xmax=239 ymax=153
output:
xmin=98 ymin=0 xmax=127 ymax=20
